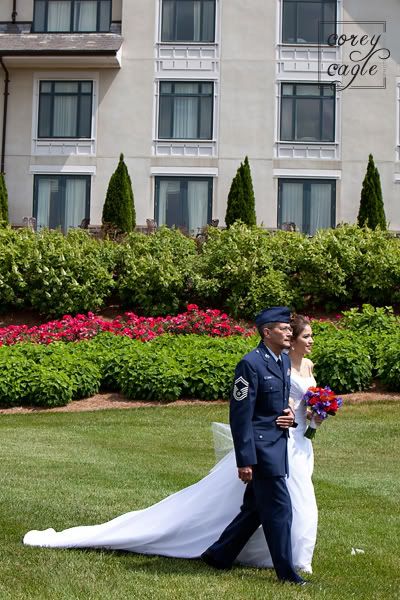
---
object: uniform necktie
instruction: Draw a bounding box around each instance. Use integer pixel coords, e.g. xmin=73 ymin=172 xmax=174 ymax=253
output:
xmin=277 ymin=356 xmax=284 ymax=376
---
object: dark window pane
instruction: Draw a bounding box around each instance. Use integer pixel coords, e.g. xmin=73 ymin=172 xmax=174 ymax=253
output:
xmin=159 ymin=96 xmax=173 ymax=138
xmin=48 ymin=1 xmax=71 ymax=32
xmin=79 ymin=95 xmax=92 ymax=137
xmin=280 ymin=83 xmax=335 ymax=142
xmin=161 ymin=0 xmax=175 ymax=41
xmin=99 ymin=0 xmax=111 ymax=31
xmin=199 ymin=96 xmax=212 ymax=138
xmin=33 ymin=0 xmax=111 ymax=32
xmin=176 ymin=1 xmax=194 ymax=41
xmin=322 ymin=98 xmax=334 ymax=141
xmin=38 ymin=79 xmax=93 ymax=139
xmin=279 ymin=178 xmax=335 ymax=235
xmin=35 ymin=175 xmax=90 ymax=232
xmin=156 ymin=177 xmax=211 ymax=233
xmin=282 ymin=2 xmax=296 ymax=43
xmin=33 ymin=0 xmax=46 ymax=31
xmin=296 ymin=98 xmax=320 ymax=140
xmin=280 ymin=98 xmax=293 ymax=140
xmin=161 ymin=0 xmax=215 ymax=42
xmin=38 ymin=96 xmax=52 ymax=137
xmin=202 ymin=1 xmax=215 ymax=42
xmin=297 ymin=3 xmax=321 ymax=43
xmin=282 ymin=1 xmax=336 ymax=45
xmin=159 ymin=81 xmax=213 ymax=139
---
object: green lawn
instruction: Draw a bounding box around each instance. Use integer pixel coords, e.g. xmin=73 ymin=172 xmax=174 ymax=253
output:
xmin=1 ymin=402 xmax=399 ymax=600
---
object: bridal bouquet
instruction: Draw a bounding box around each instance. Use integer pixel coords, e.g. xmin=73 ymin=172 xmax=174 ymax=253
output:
xmin=303 ymin=386 xmax=343 ymax=440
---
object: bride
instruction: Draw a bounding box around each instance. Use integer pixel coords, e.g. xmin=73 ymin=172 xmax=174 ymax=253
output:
xmin=23 ymin=315 xmax=318 ymax=573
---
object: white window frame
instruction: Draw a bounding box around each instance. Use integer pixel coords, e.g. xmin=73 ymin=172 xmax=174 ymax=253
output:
xmin=31 ymin=71 xmax=99 ymax=157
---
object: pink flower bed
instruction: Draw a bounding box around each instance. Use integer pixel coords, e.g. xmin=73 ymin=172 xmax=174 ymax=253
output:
xmin=0 ymin=304 xmax=254 ymax=346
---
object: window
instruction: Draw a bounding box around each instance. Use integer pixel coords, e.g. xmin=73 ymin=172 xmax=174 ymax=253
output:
xmin=278 ymin=179 xmax=336 ymax=235
xmin=282 ymin=0 xmax=336 ymax=45
xmin=34 ymin=175 xmax=90 ymax=233
xmin=155 ymin=177 xmax=212 ymax=233
xmin=161 ymin=0 xmax=215 ymax=42
xmin=38 ymin=81 xmax=93 ymax=138
xmin=280 ymin=83 xmax=335 ymax=142
xmin=33 ymin=0 xmax=112 ymax=33
xmin=158 ymin=82 xmax=213 ymax=140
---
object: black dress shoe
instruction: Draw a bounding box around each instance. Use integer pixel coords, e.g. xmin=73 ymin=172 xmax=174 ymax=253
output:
xmin=201 ymin=551 xmax=232 ymax=570
xmin=280 ymin=577 xmax=310 ymax=586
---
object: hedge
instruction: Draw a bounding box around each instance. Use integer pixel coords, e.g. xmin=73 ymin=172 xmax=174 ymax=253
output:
xmin=3 ymin=306 xmax=400 ymax=407
xmin=1 ymin=224 xmax=400 ymax=318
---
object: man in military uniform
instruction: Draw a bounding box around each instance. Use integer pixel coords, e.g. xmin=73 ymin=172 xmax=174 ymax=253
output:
xmin=201 ymin=306 xmax=307 ymax=586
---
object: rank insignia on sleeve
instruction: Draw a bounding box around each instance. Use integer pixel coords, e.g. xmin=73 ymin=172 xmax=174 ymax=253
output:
xmin=233 ymin=376 xmax=249 ymax=401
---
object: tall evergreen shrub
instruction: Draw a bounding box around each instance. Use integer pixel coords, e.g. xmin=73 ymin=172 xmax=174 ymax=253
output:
xmin=0 ymin=172 xmax=9 ymax=225
xmin=225 ymin=156 xmax=256 ymax=227
xmin=357 ymin=154 xmax=386 ymax=229
xmin=102 ymin=154 xmax=135 ymax=233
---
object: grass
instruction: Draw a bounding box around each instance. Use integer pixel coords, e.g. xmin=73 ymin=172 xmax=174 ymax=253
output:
xmin=1 ymin=402 xmax=399 ymax=600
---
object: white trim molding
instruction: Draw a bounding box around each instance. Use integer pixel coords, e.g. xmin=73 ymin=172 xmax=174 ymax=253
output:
xmin=273 ymin=169 xmax=341 ymax=179
xmin=29 ymin=165 xmax=96 ymax=175
xmin=150 ymin=166 xmax=218 ymax=176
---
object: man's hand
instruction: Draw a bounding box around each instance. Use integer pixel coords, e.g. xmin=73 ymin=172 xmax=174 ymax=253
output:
xmin=238 ymin=466 xmax=253 ymax=484
xmin=276 ymin=407 xmax=295 ymax=429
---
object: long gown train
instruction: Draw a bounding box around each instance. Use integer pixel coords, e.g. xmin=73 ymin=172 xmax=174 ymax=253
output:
xmin=23 ymin=373 xmax=318 ymax=572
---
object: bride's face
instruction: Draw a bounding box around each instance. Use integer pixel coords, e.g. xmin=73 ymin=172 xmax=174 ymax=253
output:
xmin=292 ymin=324 xmax=313 ymax=355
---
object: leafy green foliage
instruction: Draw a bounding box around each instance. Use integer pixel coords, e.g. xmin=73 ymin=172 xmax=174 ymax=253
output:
xmin=357 ymin=154 xmax=386 ymax=229
xmin=102 ymin=153 xmax=135 ymax=233
xmin=0 ymin=228 xmax=116 ymax=316
xmin=225 ymin=156 xmax=256 ymax=227
xmin=116 ymin=227 xmax=197 ymax=315
xmin=311 ymin=328 xmax=372 ymax=393
xmin=193 ymin=223 xmax=293 ymax=318
xmin=376 ymin=333 xmax=400 ymax=390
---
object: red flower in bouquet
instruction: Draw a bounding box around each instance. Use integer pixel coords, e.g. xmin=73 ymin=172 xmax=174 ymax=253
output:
xmin=303 ymin=386 xmax=343 ymax=440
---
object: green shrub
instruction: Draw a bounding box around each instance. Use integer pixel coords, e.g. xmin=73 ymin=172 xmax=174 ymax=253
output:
xmin=116 ymin=227 xmax=196 ymax=315
xmin=0 ymin=351 xmax=72 ymax=407
xmin=357 ymin=154 xmax=386 ymax=230
xmin=119 ymin=345 xmax=184 ymax=402
xmin=0 ymin=227 xmax=32 ymax=309
xmin=311 ymin=328 xmax=372 ymax=393
xmin=376 ymin=333 xmax=400 ymax=391
xmin=102 ymin=153 xmax=135 ymax=233
xmin=193 ymin=223 xmax=293 ymax=318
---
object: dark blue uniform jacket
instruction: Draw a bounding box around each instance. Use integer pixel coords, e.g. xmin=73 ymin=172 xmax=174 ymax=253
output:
xmin=229 ymin=341 xmax=291 ymax=477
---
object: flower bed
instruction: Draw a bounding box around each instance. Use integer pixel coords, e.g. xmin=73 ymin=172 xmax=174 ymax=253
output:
xmin=0 ymin=304 xmax=253 ymax=346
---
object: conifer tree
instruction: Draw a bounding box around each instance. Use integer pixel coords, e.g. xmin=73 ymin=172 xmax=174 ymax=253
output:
xmin=225 ymin=156 xmax=256 ymax=227
xmin=0 ymin=172 xmax=9 ymax=225
xmin=102 ymin=154 xmax=135 ymax=233
xmin=239 ymin=156 xmax=256 ymax=226
xmin=357 ymin=154 xmax=386 ymax=229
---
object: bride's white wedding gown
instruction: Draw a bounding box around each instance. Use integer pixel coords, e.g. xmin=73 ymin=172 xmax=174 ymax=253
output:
xmin=23 ymin=371 xmax=318 ymax=573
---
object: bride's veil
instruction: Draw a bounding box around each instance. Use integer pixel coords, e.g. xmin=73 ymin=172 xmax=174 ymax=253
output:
xmin=211 ymin=422 xmax=233 ymax=462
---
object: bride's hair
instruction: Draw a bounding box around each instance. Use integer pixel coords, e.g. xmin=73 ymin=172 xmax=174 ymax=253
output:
xmin=290 ymin=315 xmax=310 ymax=340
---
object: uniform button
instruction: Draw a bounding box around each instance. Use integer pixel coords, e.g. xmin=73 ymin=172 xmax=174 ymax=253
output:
xmin=258 ymin=435 xmax=263 ymax=439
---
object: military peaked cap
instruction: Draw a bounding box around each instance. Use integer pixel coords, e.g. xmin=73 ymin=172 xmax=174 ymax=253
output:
xmin=254 ymin=306 xmax=291 ymax=327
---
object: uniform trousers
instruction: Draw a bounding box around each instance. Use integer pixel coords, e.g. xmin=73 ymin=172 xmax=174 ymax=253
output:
xmin=204 ymin=471 xmax=300 ymax=582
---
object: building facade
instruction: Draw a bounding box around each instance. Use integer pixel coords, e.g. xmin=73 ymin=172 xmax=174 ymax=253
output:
xmin=0 ymin=0 xmax=399 ymax=235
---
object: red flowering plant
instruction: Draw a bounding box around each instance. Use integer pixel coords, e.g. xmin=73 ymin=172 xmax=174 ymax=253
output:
xmin=0 ymin=305 xmax=254 ymax=347
xmin=303 ymin=386 xmax=343 ymax=440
